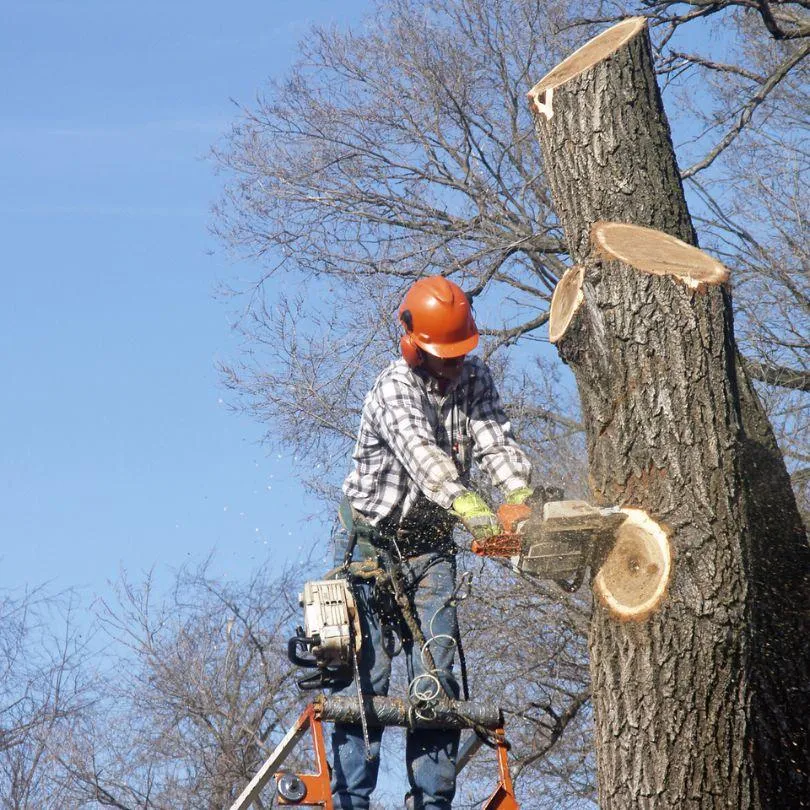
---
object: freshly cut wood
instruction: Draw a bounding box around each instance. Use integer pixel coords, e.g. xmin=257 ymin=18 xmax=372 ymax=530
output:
xmin=529 ymin=17 xmax=645 ymax=120
xmin=593 ymin=508 xmax=672 ymax=622
xmin=592 ymin=222 xmax=729 ymax=289
xmin=528 ymin=17 xmax=694 ymax=264
xmin=511 ymin=500 xmax=671 ymax=619
xmin=548 ymin=265 xmax=584 ymax=343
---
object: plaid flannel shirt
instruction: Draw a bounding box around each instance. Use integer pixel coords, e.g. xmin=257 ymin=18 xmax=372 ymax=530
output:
xmin=343 ymin=356 xmax=532 ymax=528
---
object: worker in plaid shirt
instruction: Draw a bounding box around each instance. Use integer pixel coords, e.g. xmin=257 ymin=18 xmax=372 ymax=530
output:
xmin=332 ymin=276 xmax=535 ymax=810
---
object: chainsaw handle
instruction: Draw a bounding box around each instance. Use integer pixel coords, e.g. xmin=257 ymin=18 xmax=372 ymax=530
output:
xmin=497 ymin=502 xmax=531 ymax=533
xmin=287 ymin=635 xmax=319 ymax=668
xmin=296 ymin=672 xmax=328 ymax=690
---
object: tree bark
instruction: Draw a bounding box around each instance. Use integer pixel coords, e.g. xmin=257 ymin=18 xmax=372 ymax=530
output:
xmin=530 ymin=17 xmax=810 ymax=809
xmin=529 ymin=17 xmax=695 ymax=264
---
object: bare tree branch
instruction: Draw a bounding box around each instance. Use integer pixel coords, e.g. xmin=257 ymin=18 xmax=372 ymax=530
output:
xmin=743 ymin=357 xmax=810 ymax=392
xmin=681 ymin=40 xmax=810 ymax=178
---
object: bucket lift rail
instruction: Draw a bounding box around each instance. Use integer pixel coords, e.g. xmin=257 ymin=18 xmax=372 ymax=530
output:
xmin=229 ymin=695 xmax=518 ymax=810
xmin=317 ymin=693 xmax=503 ymax=730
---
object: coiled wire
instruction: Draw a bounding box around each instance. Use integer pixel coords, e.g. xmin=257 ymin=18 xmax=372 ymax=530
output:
xmin=407 ymin=571 xmax=472 ymax=720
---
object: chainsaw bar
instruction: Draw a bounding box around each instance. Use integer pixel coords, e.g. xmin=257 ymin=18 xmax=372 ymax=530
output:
xmin=348 ymin=587 xmax=372 ymax=760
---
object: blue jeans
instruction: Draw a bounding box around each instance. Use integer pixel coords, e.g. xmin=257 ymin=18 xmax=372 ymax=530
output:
xmin=331 ymin=531 xmax=460 ymax=809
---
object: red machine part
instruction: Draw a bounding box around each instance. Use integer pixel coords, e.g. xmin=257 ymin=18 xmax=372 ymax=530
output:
xmin=483 ymin=728 xmax=520 ymax=810
xmin=470 ymin=502 xmax=530 ymax=558
xmin=274 ymin=705 xmax=333 ymax=808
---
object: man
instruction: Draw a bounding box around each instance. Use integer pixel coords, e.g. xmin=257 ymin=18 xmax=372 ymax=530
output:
xmin=332 ymin=276 xmax=535 ymax=810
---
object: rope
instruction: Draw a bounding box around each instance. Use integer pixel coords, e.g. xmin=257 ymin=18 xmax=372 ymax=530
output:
xmin=325 ymin=535 xmax=503 ymax=744
xmin=342 ymin=551 xmax=499 ymax=743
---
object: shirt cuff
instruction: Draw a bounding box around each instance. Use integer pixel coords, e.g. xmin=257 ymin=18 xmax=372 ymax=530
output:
xmin=440 ymin=480 xmax=468 ymax=509
xmin=503 ymin=479 xmax=531 ymax=498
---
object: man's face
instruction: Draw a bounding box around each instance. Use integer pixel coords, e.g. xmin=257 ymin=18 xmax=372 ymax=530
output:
xmin=422 ymin=352 xmax=466 ymax=384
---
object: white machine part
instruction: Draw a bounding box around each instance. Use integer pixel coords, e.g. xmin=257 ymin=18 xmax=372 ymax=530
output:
xmin=515 ymin=500 xmax=628 ymax=578
xmin=299 ymin=579 xmax=361 ymax=667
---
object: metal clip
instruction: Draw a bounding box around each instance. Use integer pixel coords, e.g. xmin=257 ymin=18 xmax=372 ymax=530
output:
xmin=448 ymin=571 xmax=473 ymax=606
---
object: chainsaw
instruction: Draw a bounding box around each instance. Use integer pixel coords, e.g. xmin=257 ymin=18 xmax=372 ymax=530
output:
xmin=288 ymin=497 xmax=672 ymax=691
xmin=287 ymin=579 xmax=362 ymax=691
xmin=473 ymin=498 xmax=672 ymax=620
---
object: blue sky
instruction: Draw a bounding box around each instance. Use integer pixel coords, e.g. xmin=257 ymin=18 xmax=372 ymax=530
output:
xmin=1 ymin=1 xmax=370 ymax=596
xmin=0 ymin=3 xmax=731 ymax=597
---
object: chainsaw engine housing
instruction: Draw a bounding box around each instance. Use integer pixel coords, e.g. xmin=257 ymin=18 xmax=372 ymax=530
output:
xmin=288 ymin=579 xmax=361 ymax=688
xmin=518 ymin=500 xmax=627 ymax=578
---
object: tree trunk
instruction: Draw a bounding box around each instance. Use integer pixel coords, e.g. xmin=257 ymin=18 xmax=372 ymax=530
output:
xmin=529 ymin=17 xmax=810 ymax=809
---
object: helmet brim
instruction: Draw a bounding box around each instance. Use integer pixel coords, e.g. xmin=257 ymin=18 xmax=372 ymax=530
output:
xmin=413 ymin=331 xmax=479 ymax=359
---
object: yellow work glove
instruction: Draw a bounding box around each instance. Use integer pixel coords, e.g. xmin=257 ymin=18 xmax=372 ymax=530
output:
xmin=499 ymin=487 xmax=534 ymax=534
xmin=451 ymin=492 xmax=500 ymax=541
xmin=505 ymin=486 xmax=534 ymax=505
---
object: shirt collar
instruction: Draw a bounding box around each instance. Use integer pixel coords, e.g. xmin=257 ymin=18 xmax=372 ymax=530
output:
xmin=413 ymin=361 xmax=470 ymax=396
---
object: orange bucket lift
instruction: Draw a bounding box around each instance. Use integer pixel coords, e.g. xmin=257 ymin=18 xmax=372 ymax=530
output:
xmin=229 ymin=694 xmax=519 ymax=810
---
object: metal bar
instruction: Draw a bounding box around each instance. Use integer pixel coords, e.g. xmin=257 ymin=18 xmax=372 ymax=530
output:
xmin=299 ymin=704 xmax=334 ymax=809
xmin=229 ymin=709 xmax=311 ymax=810
xmin=482 ymin=728 xmax=519 ymax=810
xmin=455 ymin=731 xmax=485 ymax=776
xmin=316 ymin=694 xmax=503 ymax=730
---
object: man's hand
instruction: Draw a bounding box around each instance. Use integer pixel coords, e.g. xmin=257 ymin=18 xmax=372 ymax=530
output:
xmin=451 ymin=492 xmax=500 ymax=540
xmin=505 ymin=486 xmax=534 ymax=505
xmin=507 ymin=485 xmax=566 ymax=509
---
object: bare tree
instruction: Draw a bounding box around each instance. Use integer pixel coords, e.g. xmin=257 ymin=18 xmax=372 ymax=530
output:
xmin=54 ymin=562 xmax=306 ymax=810
xmin=211 ymin=0 xmax=808 ymax=804
xmin=213 ymin=0 xmax=589 ymax=487
xmin=0 ymin=589 xmax=93 ymax=809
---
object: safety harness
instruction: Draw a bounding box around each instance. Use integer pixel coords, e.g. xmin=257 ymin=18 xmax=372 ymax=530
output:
xmin=289 ymin=513 xmax=501 ymax=756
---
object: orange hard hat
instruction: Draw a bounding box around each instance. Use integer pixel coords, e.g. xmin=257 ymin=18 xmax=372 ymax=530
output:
xmin=398 ymin=276 xmax=479 ymax=359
